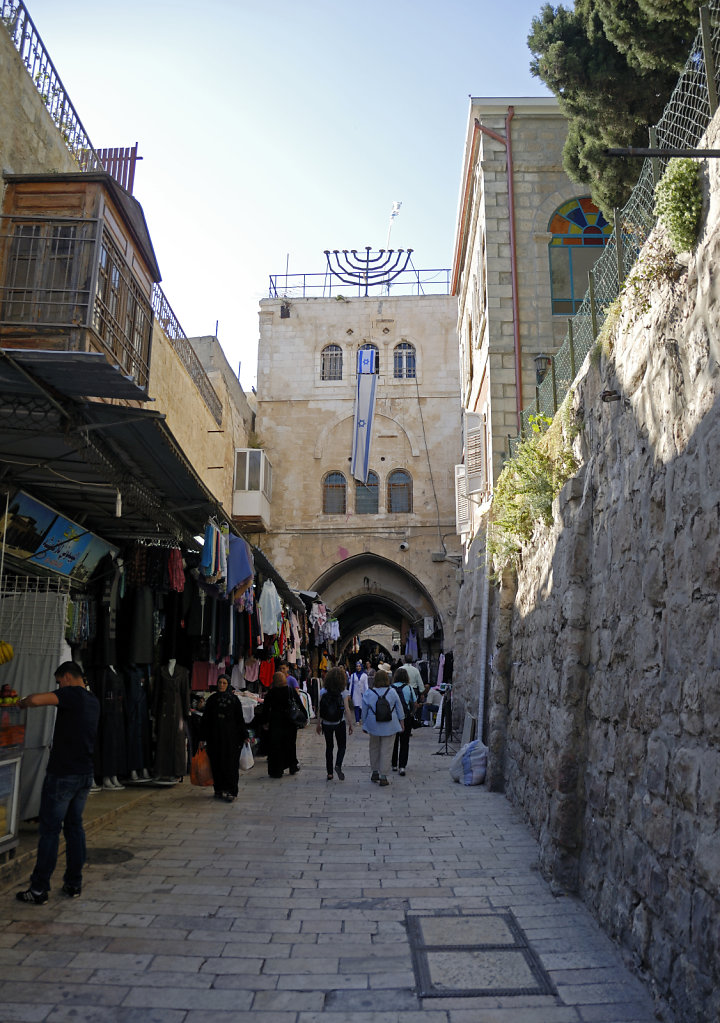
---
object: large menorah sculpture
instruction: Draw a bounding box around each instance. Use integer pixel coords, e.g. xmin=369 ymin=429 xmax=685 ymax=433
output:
xmin=324 ymin=247 xmax=414 ymax=296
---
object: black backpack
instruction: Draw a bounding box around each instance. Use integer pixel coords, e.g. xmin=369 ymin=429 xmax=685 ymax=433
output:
xmin=319 ymin=690 xmax=344 ymax=723
xmin=392 ymin=682 xmax=412 ymax=720
xmin=373 ymin=687 xmax=393 ymax=723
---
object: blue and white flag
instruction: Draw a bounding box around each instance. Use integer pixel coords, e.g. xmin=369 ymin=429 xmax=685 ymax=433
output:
xmin=351 ymin=348 xmax=378 ymax=483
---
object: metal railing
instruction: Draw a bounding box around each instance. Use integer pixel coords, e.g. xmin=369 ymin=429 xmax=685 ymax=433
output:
xmin=269 ymin=266 xmax=452 ymax=299
xmin=151 ymin=285 xmax=223 ymax=425
xmin=0 ymin=0 xmax=101 ymax=169
xmin=511 ymin=2 xmax=720 ymax=453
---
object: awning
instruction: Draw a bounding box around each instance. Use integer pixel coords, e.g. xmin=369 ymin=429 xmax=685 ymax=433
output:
xmin=1 ymin=349 xmax=148 ymax=401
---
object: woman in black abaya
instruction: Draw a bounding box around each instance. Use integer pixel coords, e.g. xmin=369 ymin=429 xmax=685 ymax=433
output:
xmin=200 ymin=674 xmax=248 ymax=802
xmin=260 ymin=671 xmax=306 ymax=778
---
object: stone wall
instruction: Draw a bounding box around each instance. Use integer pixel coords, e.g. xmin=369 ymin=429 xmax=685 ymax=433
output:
xmin=467 ymin=130 xmax=720 ymax=1022
xmin=0 ymin=25 xmax=79 ymax=182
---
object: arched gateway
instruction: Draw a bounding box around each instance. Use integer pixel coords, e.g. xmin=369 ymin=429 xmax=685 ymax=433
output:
xmin=311 ymin=553 xmax=444 ymax=661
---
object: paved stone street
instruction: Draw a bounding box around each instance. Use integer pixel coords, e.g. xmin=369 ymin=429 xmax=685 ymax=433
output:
xmin=1 ymin=727 xmax=658 ymax=1023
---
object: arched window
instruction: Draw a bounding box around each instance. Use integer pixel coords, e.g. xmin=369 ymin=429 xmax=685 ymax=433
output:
xmin=355 ymin=471 xmax=379 ymax=514
xmin=358 ymin=342 xmax=379 ymax=374
xmin=394 ymin=341 xmax=416 ymax=378
xmin=387 ymin=469 xmax=412 ymax=513
xmin=323 ymin=471 xmax=347 ymax=514
xmin=321 ymin=344 xmax=343 ymax=380
xmin=548 ymin=198 xmax=612 ymax=315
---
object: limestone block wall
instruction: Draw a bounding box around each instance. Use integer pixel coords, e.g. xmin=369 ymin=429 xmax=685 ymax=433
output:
xmin=477 ymin=133 xmax=720 ymax=1023
xmin=255 ymin=293 xmax=462 ymax=636
xmin=0 ymin=26 xmax=78 ymax=183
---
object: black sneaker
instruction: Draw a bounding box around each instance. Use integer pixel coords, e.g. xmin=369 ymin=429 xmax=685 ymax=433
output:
xmin=16 ymin=888 xmax=47 ymax=905
xmin=370 ymin=771 xmax=379 ymax=783
xmin=61 ymin=883 xmax=81 ymax=898
xmin=335 ymin=766 xmax=345 ymax=781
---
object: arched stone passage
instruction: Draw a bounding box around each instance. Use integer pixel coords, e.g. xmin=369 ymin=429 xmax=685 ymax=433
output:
xmin=311 ymin=552 xmax=443 ymax=654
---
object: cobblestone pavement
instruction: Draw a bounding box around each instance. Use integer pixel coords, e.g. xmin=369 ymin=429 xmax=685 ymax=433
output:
xmin=1 ymin=726 xmax=659 ymax=1022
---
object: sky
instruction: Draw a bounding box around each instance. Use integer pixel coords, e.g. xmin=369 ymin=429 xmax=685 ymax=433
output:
xmin=23 ymin=0 xmax=551 ymax=390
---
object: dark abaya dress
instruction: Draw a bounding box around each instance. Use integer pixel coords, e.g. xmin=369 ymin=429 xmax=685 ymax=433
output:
xmin=261 ymin=686 xmax=303 ymax=778
xmin=201 ymin=690 xmax=248 ymax=798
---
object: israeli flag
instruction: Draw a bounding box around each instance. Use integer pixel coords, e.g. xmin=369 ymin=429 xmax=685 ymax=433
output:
xmin=351 ymin=348 xmax=378 ymax=483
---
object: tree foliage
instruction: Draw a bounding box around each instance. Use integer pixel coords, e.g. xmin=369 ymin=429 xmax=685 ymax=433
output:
xmin=528 ymin=0 xmax=700 ymax=215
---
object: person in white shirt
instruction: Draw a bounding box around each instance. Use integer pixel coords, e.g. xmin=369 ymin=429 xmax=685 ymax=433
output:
xmin=348 ymin=660 xmax=368 ymax=723
xmin=403 ymin=657 xmax=424 ymax=699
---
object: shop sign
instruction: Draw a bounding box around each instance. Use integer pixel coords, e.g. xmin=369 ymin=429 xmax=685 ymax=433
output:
xmin=2 ymin=490 xmax=117 ymax=582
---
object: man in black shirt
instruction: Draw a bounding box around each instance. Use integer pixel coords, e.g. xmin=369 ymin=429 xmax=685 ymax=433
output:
xmin=15 ymin=662 xmax=100 ymax=904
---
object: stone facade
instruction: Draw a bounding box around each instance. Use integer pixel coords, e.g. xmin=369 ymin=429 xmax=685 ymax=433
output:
xmin=254 ymin=292 xmax=462 ymax=662
xmin=451 ymin=97 xmax=606 ymax=722
xmin=0 ymin=25 xmax=79 ymax=179
xmin=480 ymin=120 xmax=720 ymax=1023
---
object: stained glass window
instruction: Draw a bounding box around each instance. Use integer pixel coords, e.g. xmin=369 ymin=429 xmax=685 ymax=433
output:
xmin=548 ymin=198 xmax=611 ymax=315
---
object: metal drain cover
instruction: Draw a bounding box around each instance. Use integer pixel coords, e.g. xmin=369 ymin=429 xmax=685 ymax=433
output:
xmin=407 ymin=910 xmax=556 ymax=999
xmin=87 ymin=847 xmax=134 ymax=864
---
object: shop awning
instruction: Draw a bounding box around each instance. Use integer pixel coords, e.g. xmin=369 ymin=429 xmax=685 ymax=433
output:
xmin=0 ymin=387 xmax=221 ymax=546
xmin=1 ymin=349 xmax=148 ymax=401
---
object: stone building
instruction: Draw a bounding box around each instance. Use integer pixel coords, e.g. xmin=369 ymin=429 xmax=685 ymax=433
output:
xmin=450 ymin=97 xmax=610 ymax=725
xmin=253 ymin=280 xmax=462 ymax=669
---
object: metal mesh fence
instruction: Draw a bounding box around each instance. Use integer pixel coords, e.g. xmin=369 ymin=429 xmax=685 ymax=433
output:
xmin=512 ymin=2 xmax=720 ymax=453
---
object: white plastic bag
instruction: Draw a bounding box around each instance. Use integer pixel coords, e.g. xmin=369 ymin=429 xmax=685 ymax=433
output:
xmin=239 ymin=741 xmax=254 ymax=771
xmin=449 ymin=740 xmax=487 ymax=785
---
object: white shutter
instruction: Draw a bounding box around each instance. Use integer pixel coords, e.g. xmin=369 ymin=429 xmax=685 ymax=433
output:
xmin=466 ymin=427 xmax=485 ymax=495
xmin=455 ymin=464 xmax=470 ymax=535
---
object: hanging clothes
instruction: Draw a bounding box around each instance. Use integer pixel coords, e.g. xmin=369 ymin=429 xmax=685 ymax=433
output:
xmin=258 ymin=580 xmax=282 ymax=636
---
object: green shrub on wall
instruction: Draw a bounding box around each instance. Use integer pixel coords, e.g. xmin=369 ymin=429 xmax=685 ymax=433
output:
xmin=653 ymin=157 xmax=702 ymax=253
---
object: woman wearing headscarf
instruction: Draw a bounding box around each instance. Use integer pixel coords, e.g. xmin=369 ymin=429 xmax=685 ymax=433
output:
xmin=200 ymin=674 xmax=248 ymax=802
xmin=260 ymin=671 xmax=307 ymax=778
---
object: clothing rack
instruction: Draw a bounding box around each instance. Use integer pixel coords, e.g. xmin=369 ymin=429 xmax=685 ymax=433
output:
xmin=0 ymin=573 xmax=71 ymax=597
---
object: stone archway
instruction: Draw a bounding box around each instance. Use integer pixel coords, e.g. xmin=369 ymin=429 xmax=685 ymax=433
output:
xmin=311 ymin=552 xmax=443 ymax=658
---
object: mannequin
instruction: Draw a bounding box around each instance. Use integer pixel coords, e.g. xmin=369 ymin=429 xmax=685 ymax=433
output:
xmin=102 ymin=774 xmax=125 ymax=790
xmin=153 ymin=659 xmax=190 ymax=779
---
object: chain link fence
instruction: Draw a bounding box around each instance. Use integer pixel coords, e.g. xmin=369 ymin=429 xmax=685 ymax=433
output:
xmin=513 ymin=2 xmax=720 ymax=452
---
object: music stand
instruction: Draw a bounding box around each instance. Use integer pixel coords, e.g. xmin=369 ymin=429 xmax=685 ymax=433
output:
xmin=432 ymin=685 xmax=456 ymax=756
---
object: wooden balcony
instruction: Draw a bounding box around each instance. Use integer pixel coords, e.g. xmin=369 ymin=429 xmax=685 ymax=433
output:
xmin=0 ymin=173 xmax=160 ymax=394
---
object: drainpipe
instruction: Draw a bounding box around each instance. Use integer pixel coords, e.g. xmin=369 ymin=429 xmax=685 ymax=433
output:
xmin=473 ymin=107 xmax=524 ymax=435
xmin=477 ymin=524 xmax=490 ymax=742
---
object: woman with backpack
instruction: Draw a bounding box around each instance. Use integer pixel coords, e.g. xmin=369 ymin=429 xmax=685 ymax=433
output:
xmin=316 ymin=666 xmax=354 ymax=780
xmin=390 ymin=667 xmax=416 ymax=776
xmin=361 ymin=668 xmax=404 ymax=787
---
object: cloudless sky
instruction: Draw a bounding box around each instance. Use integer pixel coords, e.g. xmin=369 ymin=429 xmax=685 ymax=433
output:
xmin=23 ymin=0 xmax=550 ymax=389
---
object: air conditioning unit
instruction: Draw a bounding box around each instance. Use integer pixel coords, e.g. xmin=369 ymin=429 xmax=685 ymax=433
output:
xmin=454 ymin=464 xmax=470 ymax=534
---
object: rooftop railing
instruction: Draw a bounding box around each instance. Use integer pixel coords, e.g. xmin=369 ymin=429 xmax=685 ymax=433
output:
xmin=269 ymin=266 xmax=452 ymax=299
xmin=1 ymin=0 xmax=101 ymax=169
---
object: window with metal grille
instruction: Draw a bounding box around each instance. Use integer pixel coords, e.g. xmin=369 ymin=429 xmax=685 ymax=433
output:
xmin=394 ymin=341 xmax=416 ymax=378
xmin=1 ymin=220 xmax=94 ymax=324
xmin=548 ymin=198 xmax=611 ymax=315
xmin=355 ymin=471 xmax=379 ymax=514
xmin=323 ymin=471 xmax=347 ymax=514
xmin=321 ymin=344 xmax=343 ymax=380
xmin=387 ymin=469 xmax=412 ymax=513
xmin=358 ymin=343 xmax=379 ymax=374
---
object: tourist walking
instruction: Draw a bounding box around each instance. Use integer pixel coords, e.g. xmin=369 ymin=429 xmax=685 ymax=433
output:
xmin=390 ymin=666 xmax=416 ymax=775
xmin=348 ymin=659 xmax=368 ymax=723
xmin=260 ymin=671 xmax=307 ymax=778
xmin=361 ymin=668 xmax=404 ymax=787
xmin=15 ymin=662 xmax=100 ymax=903
xmin=200 ymin=673 xmax=248 ymax=802
xmin=316 ymin=665 xmax=354 ymax=780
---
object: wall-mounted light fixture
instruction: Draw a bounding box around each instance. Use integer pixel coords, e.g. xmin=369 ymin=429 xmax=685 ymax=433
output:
xmin=534 ymin=353 xmax=552 ymax=386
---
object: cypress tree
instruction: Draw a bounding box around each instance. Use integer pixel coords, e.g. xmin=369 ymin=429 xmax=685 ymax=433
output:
xmin=528 ymin=0 xmax=701 ymax=215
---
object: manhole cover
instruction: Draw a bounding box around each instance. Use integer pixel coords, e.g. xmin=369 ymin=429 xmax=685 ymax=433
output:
xmin=407 ymin=910 xmax=556 ymax=999
xmin=87 ymin=847 xmax=134 ymax=864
